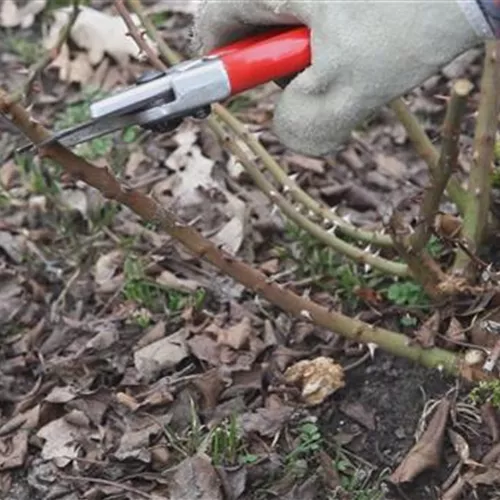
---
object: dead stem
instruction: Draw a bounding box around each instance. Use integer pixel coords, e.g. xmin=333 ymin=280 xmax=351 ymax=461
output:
xmin=453 ymin=41 xmax=500 ymax=279
xmin=389 ymin=98 xmax=467 ymax=214
xmin=410 ymin=79 xmax=473 ymax=253
xmin=0 ymin=88 xmax=471 ymax=381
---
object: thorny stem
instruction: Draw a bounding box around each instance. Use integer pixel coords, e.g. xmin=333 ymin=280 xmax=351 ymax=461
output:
xmin=21 ymin=0 xmax=81 ymax=102
xmin=0 ymin=91 xmax=474 ymax=381
xmin=122 ymin=0 xmax=397 ymax=270
xmin=389 ymin=98 xmax=467 ymax=214
xmin=410 ymin=79 xmax=473 ymax=253
xmin=214 ymin=106 xmax=394 ymax=248
xmin=115 ymin=0 xmax=165 ymax=71
xmin=453 ymin=41 xmax=500 ymax=279
xmin=208 ymin=117 xmax=410 ymax=277
xmin=125 ymin=0 xmax=181 ymax=65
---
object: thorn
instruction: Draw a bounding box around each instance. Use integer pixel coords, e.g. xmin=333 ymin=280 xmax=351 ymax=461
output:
xmin=367 ymin=342 xmax=377 ymax=359
xmin=300 ymin=309 xmax=312 ymax=321
xmin=342 ymin=213 xmax=352 ymax=224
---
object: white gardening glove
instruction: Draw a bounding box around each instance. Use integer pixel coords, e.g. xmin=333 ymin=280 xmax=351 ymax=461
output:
xmin=192 ymin=1 xmax=492 ymax=157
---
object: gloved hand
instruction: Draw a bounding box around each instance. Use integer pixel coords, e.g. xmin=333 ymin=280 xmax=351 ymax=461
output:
xmin=192 ymin=1 xmax=492 ymax=157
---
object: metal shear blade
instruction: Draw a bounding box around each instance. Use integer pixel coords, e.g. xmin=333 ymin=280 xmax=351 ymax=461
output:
xmin=17 ymin=112 xmax=144 ymax=154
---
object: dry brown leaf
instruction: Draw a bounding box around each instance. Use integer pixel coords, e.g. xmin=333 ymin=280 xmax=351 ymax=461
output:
xmin=169 ymin=455 xmax=223 ymax=500
xmin=284 ymin=357 xmax=345 ymax=406
xmin=134 ymin=320 xmax=166 ymax=350
xmin=448 ymin=429 xmax=481 ymax=467
xmin=211 ymin=215 xmax=245 ymax=255
xmin=259 ymin=258 xmax=279 ymax=275
xmin=0 ymin=432 xmax=28 ymax=470
xmin=211 ymin=317 xmax=252 ymax=350
xmin=238 ymin=405 xmax=294 ymax=437
xmin=93 ymin=249 xmax=124 ymax=293
xmin=139 ymin=387 xmax=174 ymax=409
xmin=375 ymin=152 xmax=406 ymax=179
xmin=390 ymin=398 xmax=451 ymax=483
xmin=116 ymin=392 xmax=140 ymax=412
xmin=0 ymin=231 xmax=24 ymax=264
xmin=125 ymin=150 xmax=148 ymax=179
xmin=0 ymin=0 xmax=46 ymax=28
xmin=445 ymin=317 xmax=467 ymax=345
xmin=187 ymin=333 xmax=221 ymax=366
xmin=467 ymin=467 xmax=500 ymax=487
xmin=151 ymin=444 xmax=170 ymax=469
xmin=114 ymin=425 xmax=158 ymax=463
xmin=415 ymin=311 xmax=440 ymax=348
xmin=36 ymin=410 xmax=90 ymax=468
xmin=44 ymin=7 xmax=156 ymax=65
xmin=283 ymin=475 xmax=318 ymax=500
xmin=0 ymin=404 xmax=40 ymax=436
xmin=340 ymin=401 xmax=376 ymax=430
xmin=156 ymin=270 xmax=201 ymax=293
xmin=285 ymin=153 xmax=325 ymax=174
xmin=0 ymin=160 xmax=20 ymax=189
xmin=134 ymin=328 xmax=189 ymax=381
xmin=44 ymin=386 xmax=77 ymax=404
xmin=66 ymin=52 xmax=94 ymax=85
xmin=84 ymin=321 xmax=119 ymax=352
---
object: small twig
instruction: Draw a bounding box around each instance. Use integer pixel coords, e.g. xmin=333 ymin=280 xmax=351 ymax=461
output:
xmin=59 ymin=474 xmax=154 ymax=499
xmin=389 ymin=98 xmax=467 ymax=214
xmin=410 ymin=79 xmax=473 ymax=253
xmin=115 ymin=0 xmax=165 ymax=71
xmin=22 ymin=0 xmax=81 ymax=102
xmin=452 ymin=41 xmax=500 ymax=280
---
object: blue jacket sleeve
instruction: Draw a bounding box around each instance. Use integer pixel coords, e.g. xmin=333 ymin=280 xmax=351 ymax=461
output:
xmin=477 ymin=0 xmax=500 ymax=36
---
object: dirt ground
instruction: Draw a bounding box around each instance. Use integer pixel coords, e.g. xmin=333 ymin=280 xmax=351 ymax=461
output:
xmin=1 ymin=1 xmax=500 ymax=500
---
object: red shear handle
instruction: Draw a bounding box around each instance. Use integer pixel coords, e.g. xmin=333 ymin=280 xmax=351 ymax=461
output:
xmin=209 ymin=26 xmax=311 ymax=95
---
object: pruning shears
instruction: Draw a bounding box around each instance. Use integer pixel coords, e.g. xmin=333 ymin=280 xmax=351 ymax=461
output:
xmin=17 ymin=26 xmax=311 ymax=153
